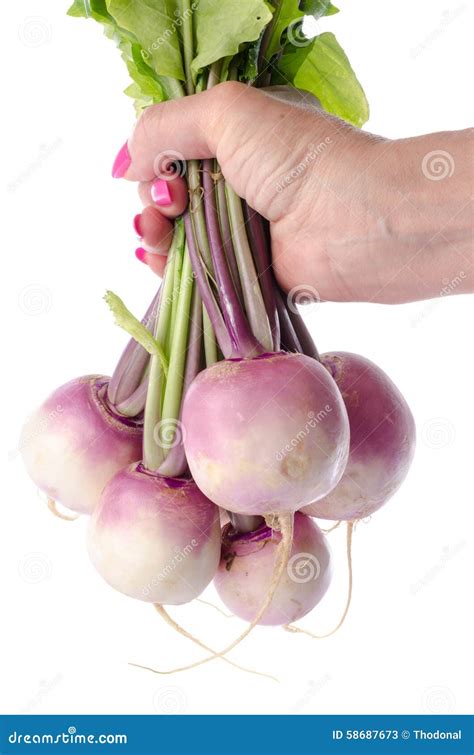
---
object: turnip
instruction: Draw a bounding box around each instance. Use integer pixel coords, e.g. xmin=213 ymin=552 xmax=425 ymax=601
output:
xmin=20 ymin=375 xmax=143 ymax=515
xmin=89 ymin=226 xmax=222 ymax=607
xmin=88 ymin=466 xmax=220 ymax=604
xmin=214 ymin=512 xmax=332 ymax=625
xmin=302 ymin=352 xmax=416 ymax=521
xmin=182 ymin=352 xmax=350 ymax=516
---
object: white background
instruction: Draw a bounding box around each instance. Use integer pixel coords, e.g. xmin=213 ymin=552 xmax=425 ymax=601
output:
xmin=2 ymin=0 xmax=473 ymax=716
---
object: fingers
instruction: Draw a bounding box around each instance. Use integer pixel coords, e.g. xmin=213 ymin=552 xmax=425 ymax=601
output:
xmin=137 ymin=176 xmax=188 ymax=219
xmin=134 ymin=205 xmax=174 ymax=276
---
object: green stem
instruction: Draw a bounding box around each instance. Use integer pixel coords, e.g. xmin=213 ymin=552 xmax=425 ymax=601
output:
xmin=143 ymin=222 xmax=184 ymax=470
xmin=225 ymin=185 xmax=273 ymax=352
xmin=203 ymin=308 xmax=218 ymax=366
xmin=180 ymin=0 xmax=194 ymax=96
xmin=167 ymin=239 xmax=184 ymax=355
xmin=160 ymin=245 xmax=194 ymax=456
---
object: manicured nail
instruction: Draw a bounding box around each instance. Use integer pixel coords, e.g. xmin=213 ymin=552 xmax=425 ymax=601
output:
xmin=151 ymin=179 xmax=172 ymax=206
xmin=135 ymin=247 xmax=147 ymax=264
xmin=133 ymin=214 xmax=142 ymax=237
xmin=112 ymin=141 xmax=131 ymax=178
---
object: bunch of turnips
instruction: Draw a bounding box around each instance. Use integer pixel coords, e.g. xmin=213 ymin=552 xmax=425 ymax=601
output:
xmin=20 ymin=0 xmax=415 ymax=671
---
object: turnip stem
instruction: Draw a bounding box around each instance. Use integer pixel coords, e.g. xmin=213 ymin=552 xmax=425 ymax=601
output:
xmin=143 ymin=224 xmax=183 ymax=470
xmin=225 ymin=185 xmax=273 ymax=352
xmin=275 ymin=288 xmax=303 ymax=352
xmin=158 ymin=285 xmax=202 ymax=477
xmin=107 ymin=288 xmax=160 ymax=406
xmin=202 ymin=160 xmax=263 ymax=358
xmin=244 ymin=205 xmax=280 ymax=350
xmin=215 ymin=169 xmax=244 ymax=306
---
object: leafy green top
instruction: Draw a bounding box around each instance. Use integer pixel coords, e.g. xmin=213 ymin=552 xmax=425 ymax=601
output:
xmin=68 ymin=0 xmax=368 ymax=125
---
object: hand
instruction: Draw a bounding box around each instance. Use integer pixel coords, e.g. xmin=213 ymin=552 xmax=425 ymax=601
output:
xmin=113 ymin=82 xmax=473 ymax=304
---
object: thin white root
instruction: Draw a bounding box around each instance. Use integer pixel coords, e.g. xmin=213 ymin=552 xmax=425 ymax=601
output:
xmin=137 ymin=513 xmax=294 ymax=676
xmin=134 ymin=604 xmax=277 ymax=681
xmin=196 ymin=597 xmax=234 ymax=618
xmin=47 ymin=498 xmax=80 ymax=522
xmin=284 ymin=521 xmax=354 ymax=639
xmin=321 ymin=520 xmax=342 ymax=534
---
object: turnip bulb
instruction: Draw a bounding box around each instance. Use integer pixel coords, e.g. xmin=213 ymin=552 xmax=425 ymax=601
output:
xmin=20 ymin=376 xmax=143 ymax=515
xmin=302 ymin=352 xmax=416 ymax=521
xmin=214 ymin=512 xmax=332 ymax=625
xmin=88 ymin=464 xmax=221 ymax=605
xmin=182 ymin=352 xmax=350 ymax=516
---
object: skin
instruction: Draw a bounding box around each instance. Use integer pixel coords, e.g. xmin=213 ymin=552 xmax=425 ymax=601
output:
xmin=118 ymin=82 xmax=473 ymax=303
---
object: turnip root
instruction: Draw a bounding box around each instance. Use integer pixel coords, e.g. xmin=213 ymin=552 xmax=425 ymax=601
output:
xmin=87 ymin=464 xmax=221 ymax=604
xmin=302 ymin=352 xmax=416 ymax=520
xmin=214 ymin=512 xmax=332 ymax=625
xmin=20 ymin=376 xmax=142 ymax=515
xmin=183 ymin=352 xmax=350 ymax=516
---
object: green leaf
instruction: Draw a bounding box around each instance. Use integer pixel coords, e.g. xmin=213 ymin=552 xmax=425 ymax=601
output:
xmin=276 ymin=32 xmax=369 ymax=126
xmin=106 ymin=0 xmax=184 ymax=81
xmin=298 ymin=0 xmax=338 ymax=18
xmin=264 ymin=0 xmax=339 ymax=62
xmin=104 ymin=291 xmax=169 ymax=375
xmin=265 ymin=0 xmax=303 ymax=62
xmin=192 ymin=0 xmax=272 ymax=75
xmin=67 ymin=0 xmax=113 ymax=23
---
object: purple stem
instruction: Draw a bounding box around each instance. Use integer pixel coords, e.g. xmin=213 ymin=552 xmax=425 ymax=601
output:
xmin=275 ymin=287 xmax=303 ymax=353
xmin=107 ymin=288 xmax=161 ymax=406
xmin=215 ymin=172 xmax=244 ymax=305
xmin=157 ymin=288 xmax=203 ymax=478
xmin=202 ymin=163 xmax=262 ymax=359
xmin=114 ymin=376 xmax=149 ymax=417
xmin=244 ymin=204 xmax=280 ymax=351
xmin=287 ymin=305 xmax=320 ymax=361
xmin=183 ymin=210 xmax=232 ymax=358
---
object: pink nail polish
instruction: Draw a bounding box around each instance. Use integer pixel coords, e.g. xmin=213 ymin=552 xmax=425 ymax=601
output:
xmin=112 ymin=141 xmax=131 ymax=178
xmin=151 ymin=179 xmax=172 ymax=206
xmin=135 ymin=247 xmax=147 ymax=264
xmin=133 ymin=214 xmax=142 ymax=237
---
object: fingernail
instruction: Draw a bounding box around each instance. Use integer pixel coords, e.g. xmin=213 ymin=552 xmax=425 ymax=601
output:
xmin=133 ymin=214 xmax=142 ymax=237
xmin=151 ymin=179 xmax=172 ymax=206
xmin=112 ymin=141 xmax=131 ymax=178
xmin=135 ymin=247 xmax=147 ymax=264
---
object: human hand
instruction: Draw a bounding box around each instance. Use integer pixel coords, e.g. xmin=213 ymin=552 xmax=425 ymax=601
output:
xmin=113 ymin=82 xmax=473 ymax=303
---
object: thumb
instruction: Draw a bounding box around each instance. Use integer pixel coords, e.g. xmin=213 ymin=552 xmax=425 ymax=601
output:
xmin=118 ymin=81 xmax=331 ymax=221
